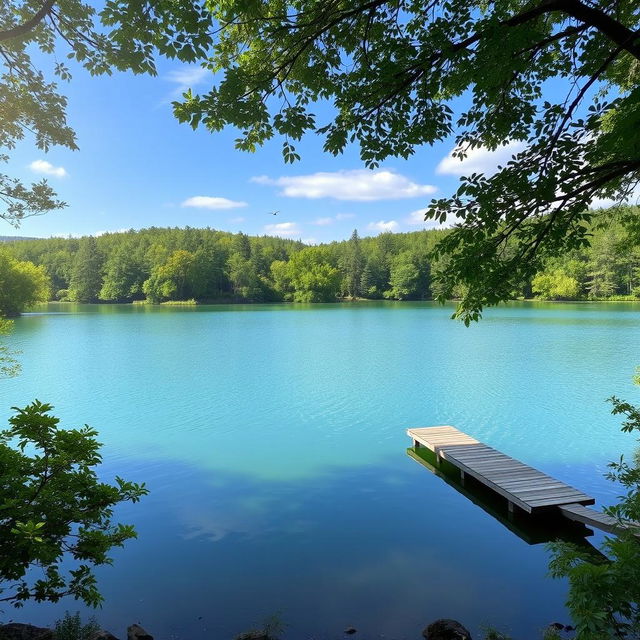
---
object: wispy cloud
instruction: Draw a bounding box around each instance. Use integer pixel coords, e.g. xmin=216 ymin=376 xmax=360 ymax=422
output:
xmin=29 ymin=159 xmax=67 ymax=178
xmin=264 ymin=221 xmax=301 ymax=237
xmin=407 ymin=209 xmax=427 ymax=225
xmin=181 ymin=196 xmax=247 ymax=210
xmin=405 ymin=208 xmax=447 ymax=228
xmin=368 ymin=220 xmax=399 ymax=233
xmin=252 ymin=169 xmax=437 ymax=201
xmin=436 ymin=141 xmax=525 ymax=177
xmin=165 ymin=66 xmax=210 ymax=96
xmin=313 ymin=213 xmax=357 ymax=226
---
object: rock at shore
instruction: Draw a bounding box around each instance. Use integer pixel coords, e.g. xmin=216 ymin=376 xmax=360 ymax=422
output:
xmin=422 ymin=619 xmax=472 ymax=640
xmin=126 ymin=625 xmax=153 ymax=640
xmin=0 ymin=624 xmax=53 ymax=640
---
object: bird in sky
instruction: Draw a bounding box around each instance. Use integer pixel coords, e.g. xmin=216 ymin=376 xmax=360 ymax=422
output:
xmin=268 ymin=210 xmax=279 ymax=216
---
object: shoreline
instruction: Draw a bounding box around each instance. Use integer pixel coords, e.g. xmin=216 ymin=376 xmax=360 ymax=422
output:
xmin=33 ymin=297 xmax=640 ymax=308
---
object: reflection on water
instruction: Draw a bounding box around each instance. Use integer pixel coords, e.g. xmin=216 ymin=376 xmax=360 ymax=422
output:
xmin=408 ymin=447 xmax=601 ymax=551
xmin=2 ymin=301 xmax=639 ymax=638
xmin=13 ymin=457 xmax=575 ymax=639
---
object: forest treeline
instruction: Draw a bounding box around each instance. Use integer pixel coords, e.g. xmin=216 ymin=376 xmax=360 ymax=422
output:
xmin=2 ymin=206 xmax=640 ymax=307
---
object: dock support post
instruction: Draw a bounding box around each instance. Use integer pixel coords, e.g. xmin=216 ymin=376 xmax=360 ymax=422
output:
xmin=460 ymin=470 xmax=466 ymax=485
xmin=414 ymin=439 xmax=420 ymax=449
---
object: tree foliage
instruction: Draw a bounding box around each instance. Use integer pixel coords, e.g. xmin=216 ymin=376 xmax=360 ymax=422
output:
xmin=164 ymin=0 xmax=639 ymax=322
xmin=2 ymin=226 xmax=448 ymax=304
xmin=549 ymin=390 xmax=640 ymax=639
xmin=0 ymin=250 xmax=49 ymax=316
xmin=0 ymin=401 xmax=148 ymax=607
xmin=0 ymin=0 xmax=215 ymax=223
xmin=4 ymin=212 xmax=640 ymax=306
xmin=68 ymin=237 xmax=101 ymax=303
xmin=284 ymin=248 xmax=342 ymax=302
xmin=3 ymin=0 xmax=639 ymax=317
xmin=532 ymin=269 xmax=580 ymax=300
xmin=341 ymin=230 xmax=364 ymax=299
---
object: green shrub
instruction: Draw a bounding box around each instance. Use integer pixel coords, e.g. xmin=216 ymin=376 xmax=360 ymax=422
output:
xmin=0 ymin=401 xmax=148 ymax=607
xmin=53 ymin=612 xmax=100 ymax=640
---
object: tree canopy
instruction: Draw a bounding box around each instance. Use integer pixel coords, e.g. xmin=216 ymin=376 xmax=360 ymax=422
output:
xmin=0 ymin=251 xmax=49 ymax=316
xmin=4 ymin=212 xmax=640 ymax=306
xmin=0 ymin=0 xmax=212 ymax=225
xmin=2 ymin=0 xmax=639 ymax=318
xmin=162 ymin=0 xmax=640 ymax=321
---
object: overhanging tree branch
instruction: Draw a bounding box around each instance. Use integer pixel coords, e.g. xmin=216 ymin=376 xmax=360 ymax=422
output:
xmin=0 ymin=0 xmax=56 ymax=43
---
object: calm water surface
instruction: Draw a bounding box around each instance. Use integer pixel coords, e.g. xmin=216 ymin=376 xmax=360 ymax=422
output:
xmin=2 ymin=301 xmax=640 ymax=639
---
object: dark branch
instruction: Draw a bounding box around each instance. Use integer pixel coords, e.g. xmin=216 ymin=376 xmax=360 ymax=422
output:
xmin=0 ymin=0 xmax=56 ymax=43
xmin=554 ymin=0 xmax=640 ymax=60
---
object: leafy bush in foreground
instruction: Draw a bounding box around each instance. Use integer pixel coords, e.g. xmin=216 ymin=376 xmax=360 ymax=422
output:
xmin=549 ymin=391 xmax=640 ymax=639
xmin=0 ymin=401 xmax=148 ymax=607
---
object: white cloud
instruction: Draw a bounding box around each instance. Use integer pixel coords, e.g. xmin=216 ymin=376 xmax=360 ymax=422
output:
xmin=29 ymin=159 xmax=67 ymax=178
xmin=313 ymin=213 xmax=357 ymax=225
xmin=406 ymin=208 xmax=447 ymax=228
xmin=436 ymin=140 xmax=526 ymax=177
xmin=181 ymin=196 xmax=247 ymax=210
xmin=252 ymin=169 xmax=437 ymax=201
xmin=407 ymin=208 xmax=428 ymax=225
xmin=165 ymin=66 xmax=210 ymax=95
xmin=368 ymin=220 xmax=399 ymax=233
xmin=264 ymin=221 xmax=301 ymax=237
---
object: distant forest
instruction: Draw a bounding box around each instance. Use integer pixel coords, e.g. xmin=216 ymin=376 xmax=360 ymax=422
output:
xmin=3 ymin=206 xmax=640 ymax=304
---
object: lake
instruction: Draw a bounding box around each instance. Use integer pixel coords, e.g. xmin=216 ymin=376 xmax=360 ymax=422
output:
xmin=2 ymin=301 xmax=639 ymax=639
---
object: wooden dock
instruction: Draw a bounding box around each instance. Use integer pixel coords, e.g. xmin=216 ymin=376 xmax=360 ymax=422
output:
xmin=408 ymin=426 xmax=593 ymax=513
xmin=407 ymin=448 xmax=598 ymax=547
xmin=407 ymin=425 xmax=639 ymax=536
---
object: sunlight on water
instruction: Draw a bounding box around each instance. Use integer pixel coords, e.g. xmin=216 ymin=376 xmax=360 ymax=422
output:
xmin=3 ymin=302 xmax=638 ymax=479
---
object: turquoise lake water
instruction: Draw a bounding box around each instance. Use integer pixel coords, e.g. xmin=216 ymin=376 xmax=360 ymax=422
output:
xmin=2 ymin=301 xmax=640 ymax=639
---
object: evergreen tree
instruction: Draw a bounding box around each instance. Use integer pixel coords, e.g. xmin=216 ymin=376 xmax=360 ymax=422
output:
xmin=99 ymin=244 xmax=145 ymax=301
xmin=587 ymin=231 xmax=621 ymax=298
xmin=384 ymin=252 xmax=422 ymax=300
xmin=360 ymin=253 xmax=386 ymax=299
xmin=69 ymin=237 xmax=102 ymax=303
xmin=232 ymin=232 xmax=252 ymax=260
xmin=341 ymin=229 xmax=364 ymax=299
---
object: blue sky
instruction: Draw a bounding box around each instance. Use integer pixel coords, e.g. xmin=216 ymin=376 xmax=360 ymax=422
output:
xmin=8 ymin=58 xmax=528 ymax=243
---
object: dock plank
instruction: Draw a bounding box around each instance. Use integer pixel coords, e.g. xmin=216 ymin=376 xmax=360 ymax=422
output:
xmin=559 ymin=503 xmax=640 ymax=536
